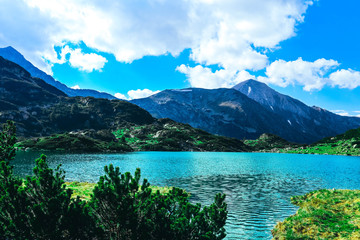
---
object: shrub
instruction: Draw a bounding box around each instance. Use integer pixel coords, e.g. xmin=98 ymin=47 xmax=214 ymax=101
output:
xmin=0 ymin=121 xmax=228 ymax=239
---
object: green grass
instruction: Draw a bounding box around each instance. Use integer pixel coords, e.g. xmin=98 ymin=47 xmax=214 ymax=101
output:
xmin=280 ymin=139 xmax=360 ymax=156
xmin=65 ymin=182 xmax=173 ymax=201
xmin=272 ymin=189 xmax=360 ymax=239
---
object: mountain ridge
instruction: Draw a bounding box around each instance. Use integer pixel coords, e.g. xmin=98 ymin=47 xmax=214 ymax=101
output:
xmin=132 ymin=81 xmax=360 ymax=143
xmin=0 ymin=46 xmax=116 ymax=99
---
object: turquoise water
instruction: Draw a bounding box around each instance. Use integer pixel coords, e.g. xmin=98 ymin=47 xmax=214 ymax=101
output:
xmin=14 ymin=152 xmax=360 ymax=239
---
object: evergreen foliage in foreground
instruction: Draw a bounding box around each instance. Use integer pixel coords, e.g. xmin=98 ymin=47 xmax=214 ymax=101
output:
xmin=0 ymin=121 xmax=228 ymax=240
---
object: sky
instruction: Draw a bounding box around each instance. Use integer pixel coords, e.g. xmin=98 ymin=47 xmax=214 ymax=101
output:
xmin=0 ymin=0 xmax=360 ymax=116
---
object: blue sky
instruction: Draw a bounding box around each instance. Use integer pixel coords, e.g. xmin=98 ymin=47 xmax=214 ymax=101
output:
xmin=1 ymin=0 xmax=360 ymax=116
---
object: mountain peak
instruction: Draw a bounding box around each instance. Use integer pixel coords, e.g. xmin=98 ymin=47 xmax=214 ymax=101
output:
xmin=0 ymin=46 xmax=26 ymax=60
xmin=232 ymin=79 xmax=273 ymax=94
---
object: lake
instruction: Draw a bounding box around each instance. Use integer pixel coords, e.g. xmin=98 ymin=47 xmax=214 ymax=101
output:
xmin=14 ymin=151 xmax=360 ymax=239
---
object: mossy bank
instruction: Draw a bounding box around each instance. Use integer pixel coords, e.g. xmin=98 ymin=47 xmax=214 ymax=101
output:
xmin=272 ymin=189 xmax=360 ymax=239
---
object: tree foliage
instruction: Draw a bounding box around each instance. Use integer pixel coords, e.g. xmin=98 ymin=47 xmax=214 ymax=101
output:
xmin=0 ymin=121 xmax=228 ymax=239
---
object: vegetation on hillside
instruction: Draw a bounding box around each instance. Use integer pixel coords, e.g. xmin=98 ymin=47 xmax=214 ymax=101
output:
xmin=17 ymin=118 xmax=251 ymax=152
xmin=244 ymin=128 xmax=360 ymax=156
xmin=16 ymin=130 xmax=133 ymax=153
xmin=112 ymin=118 xmax=250 ymax=152
xmin=279 ymin=127 xmax=360 ymax=156
xmin=272 ymin=189 xmax=360 ymax=239
xmin=244 ymin=133 xmax=299 ymax=152
xmin=0 ymin=121 xmax=228 ymax=239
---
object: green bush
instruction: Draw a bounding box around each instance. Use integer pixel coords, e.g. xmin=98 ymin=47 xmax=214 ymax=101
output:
xmin=0 ymin=121 xmax=228 ymax=239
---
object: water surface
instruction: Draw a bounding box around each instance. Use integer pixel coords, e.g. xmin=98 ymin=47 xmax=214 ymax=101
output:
xmin=14 ymin=152 xmax=360 ymax=239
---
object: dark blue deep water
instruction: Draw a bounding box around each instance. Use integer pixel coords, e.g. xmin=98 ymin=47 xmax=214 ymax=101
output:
xmin=13 ymin=152 xmax=360 ymax=239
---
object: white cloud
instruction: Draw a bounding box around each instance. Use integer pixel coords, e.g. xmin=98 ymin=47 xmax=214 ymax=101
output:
xmin=71 ymin=85 xmax=80 ymax=90
xmin=329 ymin=69 xmax=360 ymax=89
xmin=66 ymin=48 xmax=107 ymax=72
xmin=258 ymin=58 xmax=339 ymax=91
xmin=114 ymin=93 xmax=128 ymax=100
xmin=331 ymin=110 xmax=351 ymax=117
xmin=177 ymin=65 xmax=255 ymax=88
xmin=331 ymin=110 xmax=360 ymax=118
xmin=115 ymin=89 xmax=160 ymax=100
xmin=0 ymin=0 xmax=313 ymax=81
xmin=128 ymin=89 xmax=160 ymax=100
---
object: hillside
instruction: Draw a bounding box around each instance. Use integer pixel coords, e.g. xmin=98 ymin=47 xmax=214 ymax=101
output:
xmin=244 ymin=133 xmax=299 ymax=151
xmin=0 ymin=46 xmax=116 ymax=99
xmin=280 ymin=127 xmax=360 ymax=156
xmin=18 ymin=119 xmax=251 ymax=152
xmin=113 ymin=118 xmax=250 ymax=152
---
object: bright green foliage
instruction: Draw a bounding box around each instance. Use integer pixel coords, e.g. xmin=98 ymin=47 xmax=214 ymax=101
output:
xmin=272 ymin=189 xmax=360 ymax=239
xmin=1 ymin=121 xmax=228 ymax=239
xmin=21 ymin=155 xmax=100 ymax=239
xmin=65 ymin=181 xmax=172 ymax=201
xmin=17 ymin=132 xmax=133 ymax=153
xmin=0 ymin=120 xmax=16 ymax=162
xmin=112 ymin=118 xmax=250 ymax=152
xmin=0 ymin=121 xmax=28 ymax=238
xmin=89 ymin=165 xmax=228 ymax=240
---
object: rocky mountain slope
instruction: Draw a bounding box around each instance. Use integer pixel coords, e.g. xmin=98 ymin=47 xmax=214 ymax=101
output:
xmin=131 ymin=88 xmax=310 ymax=143
xmin=0 ymin=46 xmax=116 ymax=99
xmin=132 ymin=82 xmax=360 ymax=143
xmin=233 ymin=80 xmax=360 ymax=142
xmin=0 ymin=56 xmax=154 ymax=138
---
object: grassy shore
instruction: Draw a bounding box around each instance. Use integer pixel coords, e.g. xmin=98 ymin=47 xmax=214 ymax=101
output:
xmin=272 ymin=189 xmax=360 ymax=239
xmin=65 ymin=182 xmax=172 ymax=201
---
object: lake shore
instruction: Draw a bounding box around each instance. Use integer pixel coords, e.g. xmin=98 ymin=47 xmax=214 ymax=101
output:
xmin=272 ymin=189 xmax=360 ymax=239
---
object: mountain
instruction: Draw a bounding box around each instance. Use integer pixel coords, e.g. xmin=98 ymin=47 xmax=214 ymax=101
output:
xmin=131 ymin=82 xmax=360 ymax=143
xmin=1 ymin=56 xmax=250 ymax=152
xmin=233 ymin=80 xmax=360 ymax=142
xmin=0 ymin=56 xmax=154 ymax=137
xmin=131 ymin=88 xmax=314 ymax=143
xmin=0 ymin=46 xmax=116 ymax=99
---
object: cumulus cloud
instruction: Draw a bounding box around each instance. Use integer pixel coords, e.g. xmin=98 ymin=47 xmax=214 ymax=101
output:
xmin=331 ymin=110 xmax=360 ymax=118
xmin=62 ymin=47 xmax=107 ymax=72
xmin=115 ymin=89 xmax=160 ymax=100
xmin=258 ymin=58 xmax=339 ymax=91
xmin=114 ymin=93 xmax=128 ymax=100
xmin=331 ymin=110 xmax=351 ymax=117
xmin=71 ymin=85 xmax=80 ymax=90
xmin=329 ymin=69 xmax=360 ymax=89
xmin=177 ymin=65 xmax=255 ymax=88
xmin=128 ymin=89 xmax=160 ymax=100
xmin=0 ymin=0 xmax=313 ymax=80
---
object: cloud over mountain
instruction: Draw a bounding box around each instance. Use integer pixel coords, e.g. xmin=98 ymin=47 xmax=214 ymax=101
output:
xmin=0 ymin=0 xmax=311 ymax=74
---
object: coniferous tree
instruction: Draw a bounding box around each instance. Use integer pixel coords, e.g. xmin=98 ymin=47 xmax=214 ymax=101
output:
xmin=0 ymin=121 xmax=228 ymax=239
xmin=90 ymin=165 xmax=228 ymax=240
xmin=0 ymin=121 xmax=29 ymax=239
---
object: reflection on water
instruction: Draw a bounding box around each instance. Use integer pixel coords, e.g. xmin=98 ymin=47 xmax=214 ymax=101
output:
xmin=14 ymin=151 xmax=360 ymax=239
xmin=166 ymin=174 xmax=321 ymax=239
